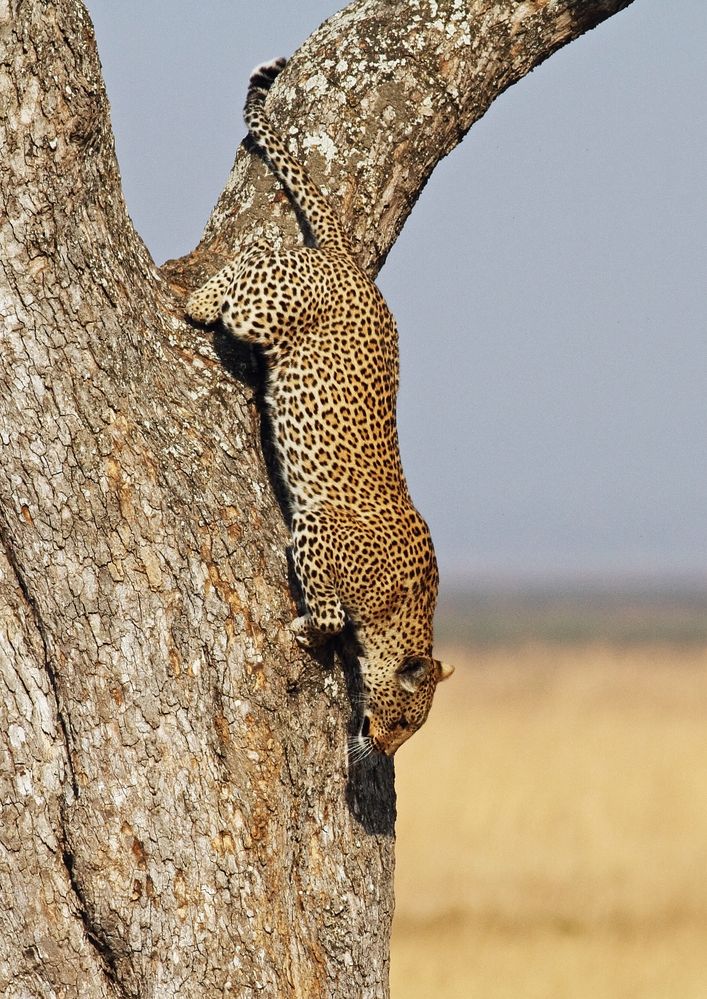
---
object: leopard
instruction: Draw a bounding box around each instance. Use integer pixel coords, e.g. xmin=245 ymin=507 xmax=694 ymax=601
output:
xmin=186 ymin=58 xmax=454 ymax=757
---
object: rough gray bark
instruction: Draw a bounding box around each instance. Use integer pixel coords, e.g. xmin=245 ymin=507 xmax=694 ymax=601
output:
xmin=1 ymin=1 xmax=635 ymax=996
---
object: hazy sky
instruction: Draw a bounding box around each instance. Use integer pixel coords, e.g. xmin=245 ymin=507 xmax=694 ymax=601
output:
xmin=86 ymin=0 xmax=706 ymax=586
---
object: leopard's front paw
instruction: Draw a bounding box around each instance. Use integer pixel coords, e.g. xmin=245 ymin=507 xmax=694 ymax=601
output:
xmin=290 ymin=615 xmax=326 ymax=651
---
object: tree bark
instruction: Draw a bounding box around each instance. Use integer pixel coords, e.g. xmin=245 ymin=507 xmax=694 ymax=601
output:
xmin=0 ymin=1 xmax=634 ymax=996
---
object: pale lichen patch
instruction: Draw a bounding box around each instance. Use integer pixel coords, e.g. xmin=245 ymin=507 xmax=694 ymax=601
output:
xmin=302 ymin=130 xmax=338 ymax=165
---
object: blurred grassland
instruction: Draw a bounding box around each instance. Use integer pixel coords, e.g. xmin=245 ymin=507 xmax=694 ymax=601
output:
xmin=391 ymin=588 xmax=707 ymax=998
xmin=434 ymin=584 xmax=707 ymax=647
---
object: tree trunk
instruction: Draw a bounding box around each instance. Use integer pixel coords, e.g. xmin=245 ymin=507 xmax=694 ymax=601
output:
xmin=0 ymin=1 xmax=634 ymax=996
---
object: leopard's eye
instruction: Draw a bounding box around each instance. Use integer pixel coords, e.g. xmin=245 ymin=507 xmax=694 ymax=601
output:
xmin=396 ymin=716 xmax=411 ymax=730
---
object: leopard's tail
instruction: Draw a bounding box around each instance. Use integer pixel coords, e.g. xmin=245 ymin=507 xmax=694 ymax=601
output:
xmin=244 ymin=58 xmax=353 ymax=257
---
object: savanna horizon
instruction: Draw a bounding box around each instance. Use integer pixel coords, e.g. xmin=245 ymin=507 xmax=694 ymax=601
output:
xmin=391 ymin=598 xmax=707 ymax=999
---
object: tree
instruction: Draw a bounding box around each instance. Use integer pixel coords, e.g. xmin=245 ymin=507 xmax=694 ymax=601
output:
xmin=1 ymin=1 xmax=635 ymax=995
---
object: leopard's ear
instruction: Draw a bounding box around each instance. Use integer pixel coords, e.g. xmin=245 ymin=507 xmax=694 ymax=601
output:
xmin=434 ymin=659 xmax=455 ymax=682
xmin=396 ymin=656 xmax=432 ymax=694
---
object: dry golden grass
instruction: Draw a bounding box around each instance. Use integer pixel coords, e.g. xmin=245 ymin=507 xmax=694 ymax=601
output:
xmin=392 ymin=643 xmax=707 ymax=998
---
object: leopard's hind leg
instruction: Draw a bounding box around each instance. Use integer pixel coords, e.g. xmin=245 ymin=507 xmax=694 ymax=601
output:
xmin=186 ymin=245 xmax=317 ymax=349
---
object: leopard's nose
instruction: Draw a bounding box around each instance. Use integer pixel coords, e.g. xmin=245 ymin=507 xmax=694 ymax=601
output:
xmin=361 ymin=715 xmax=371 ymax=738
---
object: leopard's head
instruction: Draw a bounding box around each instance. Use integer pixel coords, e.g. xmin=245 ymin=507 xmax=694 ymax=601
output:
xmin=351 ymin=655 xmax=455 ymax=758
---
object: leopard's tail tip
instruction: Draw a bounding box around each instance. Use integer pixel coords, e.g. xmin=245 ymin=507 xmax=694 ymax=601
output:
xmin=248 ymin=57 xmax=288 ymax=93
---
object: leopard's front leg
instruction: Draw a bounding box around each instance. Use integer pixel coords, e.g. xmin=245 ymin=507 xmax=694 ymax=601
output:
xmin=290 ymin=513 xmax=345 ymax=650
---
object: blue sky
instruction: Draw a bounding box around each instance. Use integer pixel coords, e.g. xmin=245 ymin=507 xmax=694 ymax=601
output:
xmin=87 ymin=0 xmax=706 ymax=585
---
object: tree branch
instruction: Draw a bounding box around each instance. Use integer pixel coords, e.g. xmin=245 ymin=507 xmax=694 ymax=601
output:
xmin=168 ymin=0 xmax=635 ymax=289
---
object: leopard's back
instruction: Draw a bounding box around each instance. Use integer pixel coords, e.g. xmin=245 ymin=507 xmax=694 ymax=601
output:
xmin=264 ymin=250 xmax=405 ymax=512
